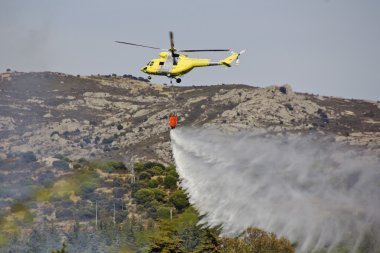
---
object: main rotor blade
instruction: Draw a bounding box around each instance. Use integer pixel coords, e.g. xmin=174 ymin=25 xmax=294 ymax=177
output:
xmin=169 ymin=31 xmax=175 ymax=51
xmin=115 ymin=41 xmax=161 ymax=50
xmin=178 ymin=49 xmax=231 ymax=52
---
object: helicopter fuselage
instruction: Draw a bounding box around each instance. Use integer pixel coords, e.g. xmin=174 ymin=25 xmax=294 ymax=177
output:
xmin=140 ymin=51 xmax=238 ymax=78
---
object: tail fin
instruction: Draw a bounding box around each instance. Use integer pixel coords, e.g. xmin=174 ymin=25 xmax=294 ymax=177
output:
xmin=220 ymin=51 xmax=239 ymax=67
xmin=220 ymin=50 xmax=245 ymax=67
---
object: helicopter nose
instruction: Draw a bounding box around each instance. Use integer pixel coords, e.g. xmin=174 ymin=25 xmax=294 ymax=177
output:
xmin=141 ymin=66 xmax=147 ymax=73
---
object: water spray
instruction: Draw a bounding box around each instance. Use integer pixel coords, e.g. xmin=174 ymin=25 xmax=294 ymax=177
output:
xmin=171 ymin=128 xmax=380 ymax=252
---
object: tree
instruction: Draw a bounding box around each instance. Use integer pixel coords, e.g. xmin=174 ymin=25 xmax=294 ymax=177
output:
xmin=169 ymin=191 xmax=189 ymax=211
xmin=219 ymin=227 xmax=295 ymax=253
xmin=139 ymin=172 xmax=152 ymax=180
xmin=163 ymin=175 xmax=177 ymax=189
xmin=156 ymin=207 xmax=171 ymax=220
xmin=152 ymin=188 xmax=167 ymax=202
xmin=193 ymin=227 xmax=220 ymax=253
xmin=149 ymin=236 xmax=184 ymax=253
xmin=148 ymin=179 xmax=159 ymax=188
xmin=135 ymin=189 xmax=155 ymax=205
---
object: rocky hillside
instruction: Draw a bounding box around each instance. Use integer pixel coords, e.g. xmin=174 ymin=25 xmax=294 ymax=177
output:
xmin=1 ymin=71 xmax=379 ymax=164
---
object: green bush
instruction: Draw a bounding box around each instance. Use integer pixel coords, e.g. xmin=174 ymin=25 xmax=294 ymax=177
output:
xmin=80 ymin=181 xmax=97 ymax=194
xmin=106 ymin=161 xmax=126 ymax=170
xmin=156 ymin=207 xmax=171 ymax=219
xmin=157 ymin=176 xmax=164 ymax=184
xmin=133 ymin=162 xmax=145 ymax=173
xmin=149 ymin=165 xmax=164 ymax=176
xmin=152 ymin=188 xmax=167 ymax=202
xmin=135 ymin=189 xmax=155 ymax=205
xmin=139 ymin=172 xmax=152 ymax=180
xmin=219 ymin=227 xmax=295 ymax=253
xmin=147 ymin=179 xmax=159 ymax=188
xmin=168 ymin=170 xmax=179 ymax=179
xmin=143 ymin=162 xmax=165 ymax=170
xmin=163 ymin=175 xmax=178 ymax=189
xmin=169 ymin=191 xmax=189 ymax=211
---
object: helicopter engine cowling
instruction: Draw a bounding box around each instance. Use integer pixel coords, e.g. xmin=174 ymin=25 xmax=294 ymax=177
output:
xmin=159 ymin=52 xmax=169 ymax=59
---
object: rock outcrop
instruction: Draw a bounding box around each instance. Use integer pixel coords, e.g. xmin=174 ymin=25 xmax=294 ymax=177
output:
xmin=0 ymin=72 xmax=379 ymax=164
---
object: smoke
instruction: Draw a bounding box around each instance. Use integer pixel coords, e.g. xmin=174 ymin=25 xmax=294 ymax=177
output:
xmin=171 ymin=128 xmax=380 ymax=252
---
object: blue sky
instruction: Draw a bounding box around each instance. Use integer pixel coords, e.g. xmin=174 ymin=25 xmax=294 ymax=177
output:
xmin=0 ymin=0 xmax=379 ymax=100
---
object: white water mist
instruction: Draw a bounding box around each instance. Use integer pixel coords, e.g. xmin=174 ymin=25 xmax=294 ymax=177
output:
xmin=171 ymin=128 xmax=380 ymax=252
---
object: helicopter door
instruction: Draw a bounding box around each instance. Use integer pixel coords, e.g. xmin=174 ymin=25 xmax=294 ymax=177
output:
xmin=160 ymin=59 xmax=173 ymax=74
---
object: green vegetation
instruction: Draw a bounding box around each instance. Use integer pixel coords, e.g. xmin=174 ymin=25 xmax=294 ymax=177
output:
xmin=169 ymin=191 xmax=189 ymax=211
xmin=163 ymin=175 xmax=178 ymax=189
xmin=8 ymin=160 xmax=375 ymax=252
xmin=219 ymin=227 xmax=294 ymax=253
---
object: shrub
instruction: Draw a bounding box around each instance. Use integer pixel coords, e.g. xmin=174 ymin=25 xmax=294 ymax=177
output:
xmin=168 ymin=170 xmax=179 ymax=179
xmin=80 ymin=181 xmax=97 ymax=194
xmin=163 ymin=175 xmax=177 ymax=189
xmin=108 ymin=161 xmax=126 ymax=170
xmin=53 ymin=160 xmax=70 ymax=170
xmin=20 ymin=151 xmax=37 ymax=163
xmin=56 ymin=208 xmax=73 ymax=219
xmin=149 ymin=165 xmax=164 ymax=176
xmin=37 ymin=171 xmax=55 ymax=187
xmin=152 ymin=188 xmax=167 ymax=202
xmin=133 ymin=162 xmax=145 ymax=172
xmin=112 ymin=178 xmax=124 ymax=187
xmin=77 ymin=207 xmax=95 ymax=221
xmin=77 ymin=158 xmax=88 ymax=164
xmin=169 ymin=191 xmax=189 ymax=211
xmin=219 ymin=227 xmax=295 ymax=253
xmin=147 ymin=179 xmax=159 ymax=188
xmin=139 ymin=172 xmax=152 ymax=180
xmin=135 ymin=188 xmax=155 ymax=205
xmin=157 ymin=176 xmax=164 ymax=184
xmin=156 ymin=207 xmax=171 ymax=219
xmin=54 ymin=154 xmax=71 ymax=162
xmin=143 ymin=162 xmax=165 ymax=171
xmin=113 ymin=187 xmax=126 ymax=199
xmin=82 ymin=136 xmax=91 ymax=144
xmin=102 ymin=137 xmax=115 ymax=144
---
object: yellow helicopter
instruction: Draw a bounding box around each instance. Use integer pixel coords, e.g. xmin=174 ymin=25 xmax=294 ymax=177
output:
xmin=116 ymin=31 xmax=245 ymax=84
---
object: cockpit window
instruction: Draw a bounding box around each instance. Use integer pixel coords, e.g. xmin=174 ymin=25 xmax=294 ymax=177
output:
xmin=149 ymin=61 xmax=154 ymax=66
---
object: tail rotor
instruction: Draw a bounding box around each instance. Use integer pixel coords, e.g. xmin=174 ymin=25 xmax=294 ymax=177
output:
xmin=236 ymin=49 xmax=246 ymax=65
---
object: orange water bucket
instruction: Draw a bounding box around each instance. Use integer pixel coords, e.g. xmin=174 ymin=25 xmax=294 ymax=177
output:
xmin=168 ymin=115 xmax=178 ymax=129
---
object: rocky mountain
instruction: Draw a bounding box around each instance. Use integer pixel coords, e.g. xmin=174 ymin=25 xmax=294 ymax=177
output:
xmin=0 ymin=71 xmax=379 ymax=251
xmin=1 ymin=71 xmax=379 ymax=165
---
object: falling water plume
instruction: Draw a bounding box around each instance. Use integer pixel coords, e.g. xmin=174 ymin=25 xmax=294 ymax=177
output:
xmin=171 ymin=128 xmax=380 ymax=252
